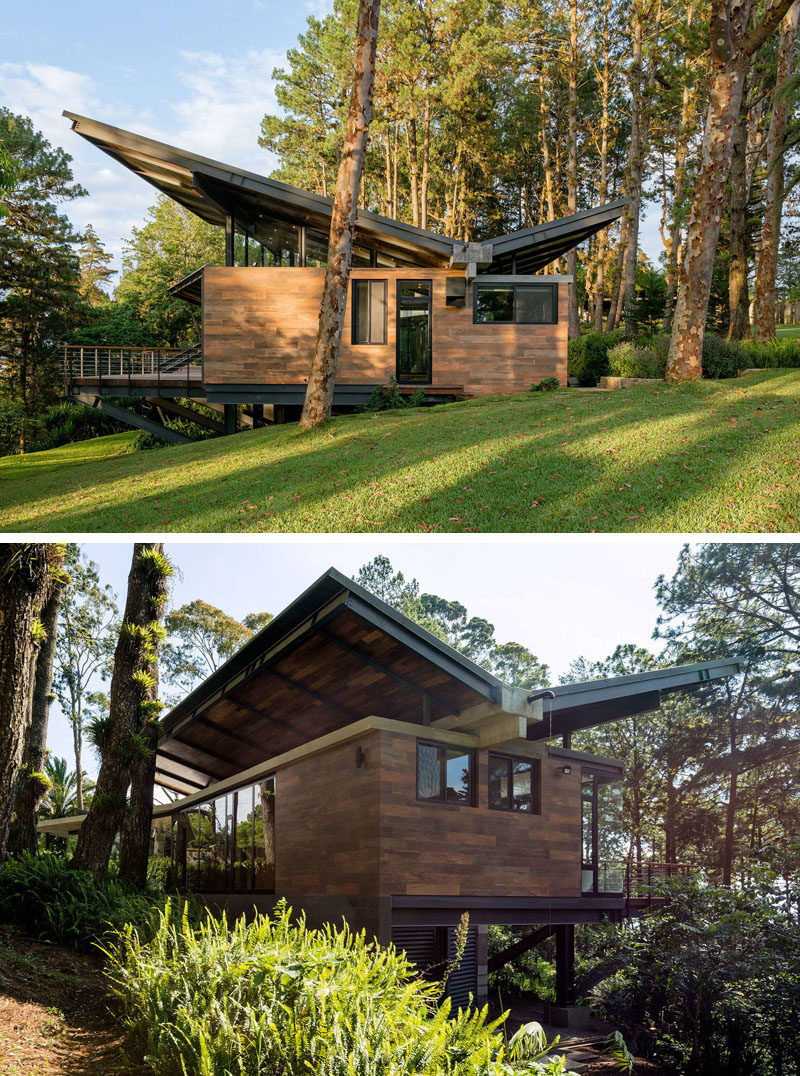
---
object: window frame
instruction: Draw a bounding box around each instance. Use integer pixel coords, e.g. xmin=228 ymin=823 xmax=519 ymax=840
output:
xmin=351 ymin=278 xmax=388 ymax=345
xmin=472 ymin=282 xmax=558 ymax=326
xmin=487 ymin=752 xmax=541 ymax=814
xmin=415 ymin=739 xmax=476 ymax=807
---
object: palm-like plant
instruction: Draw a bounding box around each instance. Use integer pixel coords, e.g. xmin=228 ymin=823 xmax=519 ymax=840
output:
xmin=40 ymin=756 xmax=94 ymax=819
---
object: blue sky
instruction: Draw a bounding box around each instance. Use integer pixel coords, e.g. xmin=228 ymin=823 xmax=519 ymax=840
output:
xmin=1 ymin=0 xmax=664 ymax=278
xmin=46 ymin=537 xmax=688 ymax=780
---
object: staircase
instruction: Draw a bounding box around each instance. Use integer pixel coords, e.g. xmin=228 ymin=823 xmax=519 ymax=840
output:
xmin=158 ymin=346 xmax=202 ymax=372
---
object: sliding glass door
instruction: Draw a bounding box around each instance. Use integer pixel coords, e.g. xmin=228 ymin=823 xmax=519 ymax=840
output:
xmin=397 ymin=280 xmax=432 ymax=384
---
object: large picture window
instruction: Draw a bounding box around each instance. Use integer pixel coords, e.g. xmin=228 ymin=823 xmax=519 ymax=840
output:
xmin=473 ymin=283 xmax=557 ymax=325
xmin=488 ymin=754 xmax=540 ymax=813
xmin=352 ymin=279 xmax=387 ymax=344
xmin=416 ymin=740 xmax=474 ymax=805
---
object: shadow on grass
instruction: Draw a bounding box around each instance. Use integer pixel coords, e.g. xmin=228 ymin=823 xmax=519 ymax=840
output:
xmin=2 ymin=373 xmax=799 ymax=533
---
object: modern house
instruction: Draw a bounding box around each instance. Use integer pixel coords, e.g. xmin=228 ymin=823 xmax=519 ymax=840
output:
xmin=40 ymin=568 xmax=740 ymax=1019
xmin=60 ymin=112 xmax=626 ymax=439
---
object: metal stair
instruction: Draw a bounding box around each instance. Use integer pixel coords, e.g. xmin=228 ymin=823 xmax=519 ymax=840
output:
xmin=158 ymin=347 xmax=201 ymax=372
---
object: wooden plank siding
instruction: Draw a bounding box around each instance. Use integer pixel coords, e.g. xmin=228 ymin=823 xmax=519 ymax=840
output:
xmin=270 ymin=726 xmax=582 ymax=939
xmin=202 ymin=267 xmax=568 ymax=396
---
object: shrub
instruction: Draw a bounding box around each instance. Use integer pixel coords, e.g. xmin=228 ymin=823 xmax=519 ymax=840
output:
xmin=0 ymin=851 xmax=163 ymax=950
xmin=0 ymin=399 xmax=32 ymax=456
xmin=701 ymin=333 xmax=744 ymax=379
xmin=529 ymin=377 xmax=561 ymax=393
xmin=738 ymin=337 xmax=800 ymax=369
xmin=105 ymin=899 xmax=569 ymax=1076
xmin=33 ymin=401 xmax=119 ymax=451
xmin=607 ymin=336 xmax=668 ymax=380
xmin=364 ymin=376 xmax=422 ymax=412
xmin=568 ymin=331 xmax=624 ymax=386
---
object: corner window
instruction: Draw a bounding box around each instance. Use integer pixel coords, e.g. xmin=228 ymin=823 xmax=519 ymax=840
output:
xmin=474 ymin=283 xmax=557 ymax=325
xmin=352 ymin=279 xmax=387 ymax=344
xmin=417 ymin=740 xmax=474 ymax=805
xmin=488 ymin=753 xmax=540 ymax=813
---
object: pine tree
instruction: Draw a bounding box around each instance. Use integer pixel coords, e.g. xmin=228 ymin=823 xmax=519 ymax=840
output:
xmin=77 ymin=223 xmax=116 ymax=306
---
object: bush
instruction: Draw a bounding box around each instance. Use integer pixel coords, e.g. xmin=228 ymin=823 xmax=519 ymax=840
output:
xmin=105 ymin=900 xmax=569 ymax=1076
xmin=0 ymin=399 xmax=33 ymax=456
xmin=364 ymin=377 xmax=426 ymax=412
xmin=0 ymin=851 xmax=164 ymax=950
xmin=738 ymin=337 xmax=800 ymax=369
xmin=607 ymin=336 xmax=668 ymax=380
xmin=701 ymin=333 xmax=744 ymax=379
xmin=568 ymin=331 xmax=624 ymax=386
xmin=529 ymin=377 xmax=561 ymax=393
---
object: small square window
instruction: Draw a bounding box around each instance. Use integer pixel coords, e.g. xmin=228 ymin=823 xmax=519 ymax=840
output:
xmin=474 ymin=284 xmax=513 ymax=323
xmin=417 ymin=741 xmax=474 ymax=805
xmin=352 ymin=279 xmax=387 ymax=344
xmin=516 ymin=285 xmax=555 ymax=324
xmin=488 ymin=754 xmax=540 ymax=813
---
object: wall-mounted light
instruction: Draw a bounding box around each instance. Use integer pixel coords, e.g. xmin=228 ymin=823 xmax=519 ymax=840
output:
xmin=560 ymin=765 xmax=572 ymax=775
xmin=355 ymin=746 xmax=366 ymax=768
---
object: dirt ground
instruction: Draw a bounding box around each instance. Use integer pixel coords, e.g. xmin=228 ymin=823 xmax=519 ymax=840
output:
xmin=0 ymin=926 xmax=144 ymax=1076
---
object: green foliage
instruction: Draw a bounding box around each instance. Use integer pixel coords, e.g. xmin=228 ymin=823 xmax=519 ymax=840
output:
xmin=607 ymin=337 xmax=668 ymax=379
xmin=738 ymin=336 xmax=800 ymax=369
xmin=77 ymin=223 xmax=116 ymax=307
xmin=0 ymin=399 xmax=31 ymax=456
xmin=363 ymin=377 xmax=424 ymax=412
xmin=30 ymin=617 xmax=46 ymax=643
xmin=567 ymin=331 xmax=624 ymax=386
xmin=104 ymin=899 xmax=570 ymax=1076
xmin=0 ymin=851 xmax=162 ymax=950
xmin=591 ymin=881 xmax=800 ymax=1076
xmin=488 ymin=926 xmax=556 ymax=1002
xmin=701 ymin=333 xmax=743 ymax=379
xmin=163 ymin=599 xmax=261 ymax=698
xmin=604 ymin=1031 xmax=634 ymax=1074
xmin=529 ymin=377 xmax=561 ymax=392
xmin=136 ymin=546 xmax=173 ymax=581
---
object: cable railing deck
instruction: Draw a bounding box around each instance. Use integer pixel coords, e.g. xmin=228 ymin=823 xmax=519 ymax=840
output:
xmin=60 ymin=345 xmax=202 ymax=396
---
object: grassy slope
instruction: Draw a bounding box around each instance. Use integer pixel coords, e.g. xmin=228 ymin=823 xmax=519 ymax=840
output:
xmin=1 ymin=372 xmax=799 ymax=533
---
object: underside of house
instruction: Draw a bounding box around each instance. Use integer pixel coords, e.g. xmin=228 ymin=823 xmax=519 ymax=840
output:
xmin=60 ymin=112 xmax=627 ymax=440
xmin=41 ymin=569 xmax=740 ymax=1018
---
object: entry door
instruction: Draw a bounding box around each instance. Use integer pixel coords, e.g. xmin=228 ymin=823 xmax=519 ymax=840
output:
xmin=396 ymin=280 xmax=432 ymax=384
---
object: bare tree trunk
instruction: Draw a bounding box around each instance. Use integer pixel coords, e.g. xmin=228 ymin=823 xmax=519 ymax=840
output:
xmin=753 ymin=3 xmax=800 ymax=341
xmin=666 ymin=0 xmax=795 ymax=380
xmin=71 ymin=544 xmax=170 ymax=883
xmin=593 ymin=23 xmax=612 ymax=331
xmin=728 ymin=86 xmax=752 ymax=339
xmin=537 ymin=60 xmax=556 ymax=224
xmin=420 ymin=89 xmax=431 ymax=231
xmin=566 ymin=0 xmax=581 ymax=339
xmin=0 ymin=545 xmax=61 ymax=865
xmin=606 ymin=216 xmax=628 ymax=331
xmin=299 ymin=0 xmax=381 ymax=430
xmin=663 ymin=11 xmax=694 ymax=330
xmin=722 ymin=717 xmax=738 ymax=886
xmin=7 ymin=577 xmax=66 ymax=857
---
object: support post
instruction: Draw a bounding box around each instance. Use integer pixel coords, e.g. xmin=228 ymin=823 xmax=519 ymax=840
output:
xmin=225 ymin=214 xmax=235 ymax=267
xmin=555 ymin=925 xmax=575 ymax=1007
xmin=223 ymin=404 xmax=237 ymax=436
xmin=252 ymin=404 xmax=264 ymax=428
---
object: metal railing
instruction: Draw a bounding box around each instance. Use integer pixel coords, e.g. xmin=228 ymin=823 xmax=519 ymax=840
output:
xmin=60 ymin=345 xmax=202 ymax=396
xmin=625 ymin=862 xmax=693 ymax=902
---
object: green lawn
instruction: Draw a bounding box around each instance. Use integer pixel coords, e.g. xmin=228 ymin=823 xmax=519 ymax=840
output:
xmin=776 ymin=324 xmax=800 ymax=339
xmin=2 ymin=371 xmax=800 ymax=533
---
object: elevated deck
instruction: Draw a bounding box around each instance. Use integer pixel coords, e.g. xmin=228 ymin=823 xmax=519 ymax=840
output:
xmin=61 ymin=346 xmax=204 ymax=398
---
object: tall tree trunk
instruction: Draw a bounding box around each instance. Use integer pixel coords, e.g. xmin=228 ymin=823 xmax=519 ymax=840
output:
xmin=753 ymin=3 xmax=800 ymax=341
xmin=728 ymin=85 xmax=752 ymax=339
xmin=722 ymin=715 xmax=738 ymax=886
xmin=71 ymin=544 xmax=170 ymax=883
xmin=0 ymin=544 xmax=61 ymax=864
xmin=420 ymin=88 xmax=431 ymax=232
xmin=663 ymin=10 xmax=694 ymax=330
xmin=406 ymin=116 xmax=420 ymax=227
xmin=666 ymin=0 xmax=795 ymax=380
xmin=606 ymin=215 xmax=629 ymax=330
xmin=7 ymin=576 xmax=66 ymax=857
xmin=299 ymin=0 xmax=381 ymax=430
xmin=537 ymin=61 xmax=556 ymax=224
xmin=566 ymin=0 xmax=581 ymax=339
xmin=593 ymin=26 xmax=612 ymax=331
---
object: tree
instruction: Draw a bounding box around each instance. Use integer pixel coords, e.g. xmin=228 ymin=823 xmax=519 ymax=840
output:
xmin=77 ymin=223 xmax=116 ymax=307
xmin=0 ymin=110 xmax=84 ymax=408
xmin=40 ymin=756 xmax=87 ymax=820
xmin=71 ymin=544 xmax=171 ymax=884
xmin=752 ymin=3 xmax=800 ymax=341
xmin=115 ymin=196 xmax=225 ymax=347
xmin=665 ymin=0 xmax=796 ymax=380
xmin=7 ymin=568 xmax=67 ymax=856
xmin=163 ymin=599 xmax=270 ymax=698
xmin=300 ymin=0 xmax=381 ymax=428
xmin=52 ymin=546 xmax=118 ymax=811
xmin=0 ymin=544 xmax=64 ymax=864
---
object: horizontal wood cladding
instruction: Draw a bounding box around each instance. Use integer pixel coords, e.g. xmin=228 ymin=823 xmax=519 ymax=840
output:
xmin=275 ymin=730 xmax=382 ymax=934
xmin=202 ymin=267 xmax=566 ymax=395
xmin=377 ymin=733 xmax=582 ymax=900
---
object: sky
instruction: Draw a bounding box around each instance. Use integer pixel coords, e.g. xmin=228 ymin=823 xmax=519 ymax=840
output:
xmin=2 ymin=0 xmax=665 ymax=279
xmin=46 ymin=536 xmax=690 ymax=779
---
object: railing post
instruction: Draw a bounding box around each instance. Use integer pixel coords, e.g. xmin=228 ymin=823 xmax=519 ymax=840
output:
xmin=80 ymin=346 xmax=84 ymax=379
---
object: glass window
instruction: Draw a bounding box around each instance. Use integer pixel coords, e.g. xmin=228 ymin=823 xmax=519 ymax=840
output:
xmin=304 ymin=229 xmax=328 ymax=267
xmin=399 ymin=280 xmax=432 ymax=300
xmin=251 ymin=219 xmax=300 ymax=267
xmin=474 ymin=285 xmax=514 ymax=323
xmin=516 ymin=285 xmax=555 ymax=324
xmin=352 ymin=280 xmax=387 ymax=344
xmin=352 ymin=244 xmax=372 ymax=268
xmin=488 ymin=754 xmax=540 ymax=812
xmin=253 ymin=779 xmax=275 ymax=890
xmin=416 ymin=741 xmax=474 ymax=805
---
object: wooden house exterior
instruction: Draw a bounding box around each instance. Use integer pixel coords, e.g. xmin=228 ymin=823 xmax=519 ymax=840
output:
xmin=60 ymin=113 xmax=627 ymax=437
xmin=46 ymin=569 xmax=737 ymax=1018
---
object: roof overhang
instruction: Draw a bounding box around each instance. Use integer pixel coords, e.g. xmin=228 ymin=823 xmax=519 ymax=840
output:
xmin=168 ymin=265 xmax=205 ymax=305
xmin=526 ymin=658 xmax=743 ymax=741
xmin=155 ymin=568 xmax=505 ymax=795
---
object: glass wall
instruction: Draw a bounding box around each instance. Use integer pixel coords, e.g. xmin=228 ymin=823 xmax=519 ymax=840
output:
xmin=173 ymin=776 xmax=276 ymax=892
xmin=230 ymin=216 xmax=415 ymax=270
xmin=581 ymin=769 xmax=624 ymax=894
